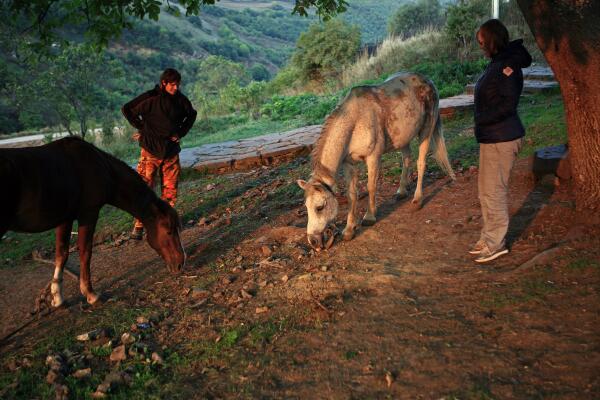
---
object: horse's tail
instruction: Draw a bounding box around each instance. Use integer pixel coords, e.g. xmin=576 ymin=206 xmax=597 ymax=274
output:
xmin=428 ymin=112 xmax=456 ymax=180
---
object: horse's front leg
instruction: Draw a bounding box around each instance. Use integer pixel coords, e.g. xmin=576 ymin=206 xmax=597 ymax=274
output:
xmin=77 ymin=216 xmax=100 ymax=305
xmin=412 ymin=135 xmax=431 ymax=210
xmin=342 ymin=162 xmax=359 ymax=241
xmin=50 ymin=221 xmax=73 ymax=307
xmin=363 ymin=156 xmax=380 ymax=226
xmin=396 ymin=146 xmax=412 ymax=199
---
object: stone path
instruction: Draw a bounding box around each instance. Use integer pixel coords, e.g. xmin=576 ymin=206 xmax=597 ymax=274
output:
xmin=1 ymin=67 xmax=557 ymax=174
xmin=465 ymin=65 xmax=559 ymax=94
xmin=179 ymin=94 xmax=479 ymax=173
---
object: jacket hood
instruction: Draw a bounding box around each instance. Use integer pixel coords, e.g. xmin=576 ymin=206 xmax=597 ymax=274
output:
xmin=493 ymin=39 xmax=532 ymax=68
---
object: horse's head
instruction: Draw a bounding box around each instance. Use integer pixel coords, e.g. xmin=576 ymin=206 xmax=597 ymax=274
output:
xmin=297 ymin=179 xmax=338 ymax=251
xmin=144 ymin=201 xmax=186 ymax=273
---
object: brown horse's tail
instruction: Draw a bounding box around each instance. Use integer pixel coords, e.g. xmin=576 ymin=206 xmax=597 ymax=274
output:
xmin=428 ymin=112 xmax=456 ymax=180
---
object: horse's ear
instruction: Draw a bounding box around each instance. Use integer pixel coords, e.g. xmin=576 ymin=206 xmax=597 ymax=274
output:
xmin=297 ymin=179 xmax=308 ymax=190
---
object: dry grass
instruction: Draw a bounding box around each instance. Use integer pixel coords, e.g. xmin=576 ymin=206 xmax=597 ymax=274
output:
xmin=341 ymin=28 xmax=450 ymax=87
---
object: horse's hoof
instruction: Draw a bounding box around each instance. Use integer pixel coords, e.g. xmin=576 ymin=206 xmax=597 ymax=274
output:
xmin=86 ymin=293 xmax=100 ymax=305
xmin=51 ymin=297 xmax=64 ymax=308
xmin=395 ymin=191 xmax=408 ymax=201
xmin=410 ymin=199 xmax=423 ymax=211
xmin=342 ymin=227 xmax=355 ymax=241
xmin=362 ymin=216 xmax=376 ymax=226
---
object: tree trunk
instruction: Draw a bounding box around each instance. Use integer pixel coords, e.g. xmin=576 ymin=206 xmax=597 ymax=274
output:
xmin=517 ymin=0 xmax=600 ymax=216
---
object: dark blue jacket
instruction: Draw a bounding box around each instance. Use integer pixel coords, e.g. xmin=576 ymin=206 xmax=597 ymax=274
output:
xmin=122 ymin=86 xmax=197 ymax=159
xmin=474 ymin=39 xmax=532 ymax=143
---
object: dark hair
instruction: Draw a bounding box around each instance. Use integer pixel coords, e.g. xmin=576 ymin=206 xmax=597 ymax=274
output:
xmin=160 ymin=68 xmax=181 ymax=84
xmin=477 ymin=19 xmax=509 ymax=56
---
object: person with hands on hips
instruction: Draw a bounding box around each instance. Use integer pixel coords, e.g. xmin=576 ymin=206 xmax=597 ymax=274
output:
xmin=122 ymin=68 xmax=197 ymax=240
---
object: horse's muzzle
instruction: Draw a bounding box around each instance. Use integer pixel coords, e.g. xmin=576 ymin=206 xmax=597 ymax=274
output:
xmin=307 ymin=226 xmax=336 ymax=251
xmin=168 ymin=262 xmax=183 ymax=274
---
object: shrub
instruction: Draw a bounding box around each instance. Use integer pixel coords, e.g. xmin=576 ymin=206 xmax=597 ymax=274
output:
xmin=260 ymin=93 xmax=340 ymax=123
xmin=387 ymin=0 xmax=444 ymax=38
xmin=291 ymin=19 xmax=361 ymax=83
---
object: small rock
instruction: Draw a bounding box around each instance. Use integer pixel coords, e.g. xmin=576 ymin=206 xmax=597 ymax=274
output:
xmin=46 ymin=369 xmax=62 ymax=384
xmin=235 ymin=255 xmax=244 ymax=263
xmin=258 ymin=280 xmax=268 ymax=288
xmin=54 ymin=383 xmax=69 ymax=400
xmin=222 ymin=275 xmax=236 ymax=285
xmin=109 ymin=345 xmax=126 ymax=362
xmin=205 ymin=183 xmax=216 ymax=191
xmin=385 ymin=371 xmax=394 ymax=387
xmin=260 ymin=245 xmax=273 ymax=257
xmin=255 ymin=306 xmax=269 ymax=314
xmin=151 ymin=352 xmax=163 ymax=365
xmin=240 ymin=289 xmax=254 ymax=299
xmin=191 ymin=288 xmax=210 ymax=299
xmin=321 ymin=266 xmax=328 ymax=272
xmin=121 ymin=332 xmax=136 ymax=345
xmin=45 ymin=354 xmax=64 ymax=371
xmin=71 ymin=368 xmax=91 ymax=379
xmin=76 ymin=328 xmax=111 ymax=342
xmin=197 ymin=217 xmax=208 ymax=226
xmin=281 ymin=275 xmax=289 ymax=283
xmin=136 ymin=316 xmax=149 ymax=324
xmin=6 ymin=358 xmax=18 ymax=372
xmin=91 ymin=391 xmax=107 ymax=399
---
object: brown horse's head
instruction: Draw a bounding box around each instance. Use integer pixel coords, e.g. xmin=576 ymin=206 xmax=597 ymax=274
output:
xmin=144 ymin=201 xmax=186 ymax=273
xmin=297 ymin=179 xmax=338 ymax=251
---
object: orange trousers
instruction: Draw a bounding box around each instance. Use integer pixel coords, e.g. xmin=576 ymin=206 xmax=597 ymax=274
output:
xmin=134 ymin=148 xmax=181 ymax=229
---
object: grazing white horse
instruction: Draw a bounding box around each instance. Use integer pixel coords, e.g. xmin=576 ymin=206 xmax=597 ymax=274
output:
xmin=297 ymin=72 xmax=456 ymax=250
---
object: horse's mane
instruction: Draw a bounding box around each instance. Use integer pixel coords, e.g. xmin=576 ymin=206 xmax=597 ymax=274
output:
xmin=65 ymin=137 xmax=162 ymax=217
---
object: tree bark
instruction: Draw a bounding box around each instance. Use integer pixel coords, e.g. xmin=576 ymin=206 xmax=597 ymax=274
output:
xmin=517 ymin=0 xmax=600 ymax=216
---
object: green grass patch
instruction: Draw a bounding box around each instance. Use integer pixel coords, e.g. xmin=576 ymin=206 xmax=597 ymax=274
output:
xmin=482 ymin=278 xmax=557 ymax=309
xmin=566 ymin=258 xmax=600 ymax=271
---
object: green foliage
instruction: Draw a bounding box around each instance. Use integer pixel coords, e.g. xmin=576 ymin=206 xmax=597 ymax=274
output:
xmin=387 ymin=0 xmax=444 ymax=38
xmin=338 ymin=0 xmax=404 ymax=44
xmin=291 ymin=19 xmax=361 ymax=83
xmin=260 ymin=93 xmax=340 ymax=123
xmin=444 ymin=0 xmax=488 ymax=60
xmin=250 ymin=64 xmax=271 ymax=82
xmin=411 ymin=59 xmax=487 ymax=98
xmin=12 ymin=43 xmax=121 ymax=137
xmin=192 ymin=55 xmax=250 ymax=95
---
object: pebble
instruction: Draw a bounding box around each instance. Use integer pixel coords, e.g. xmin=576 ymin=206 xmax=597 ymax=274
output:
xmin=109 ymin=345 xmax=126 ymax=362
xmin=260 ymin=245 xmax=273 ymax=257
xmin=71 ymin=368 xmax=91 ymax=379
xmin=151 ymin=352 xmax=164 ymax=365
xmin=46 ymin=369 xmax=62 ymax=384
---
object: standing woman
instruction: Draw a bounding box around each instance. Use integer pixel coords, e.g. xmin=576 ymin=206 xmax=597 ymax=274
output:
xmin=470 ymin=19 xmax=532 ymax=263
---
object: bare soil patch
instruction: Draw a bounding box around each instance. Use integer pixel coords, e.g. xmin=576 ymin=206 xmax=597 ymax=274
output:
xmin=1 ymin=157 xmax=599 ymax=399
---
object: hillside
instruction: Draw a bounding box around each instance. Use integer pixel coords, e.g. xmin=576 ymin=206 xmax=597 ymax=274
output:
xmin=0 ymin=0 xmax=405 ymax=135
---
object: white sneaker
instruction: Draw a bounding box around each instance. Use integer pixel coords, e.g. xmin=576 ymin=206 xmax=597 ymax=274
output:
xmin=475 ymin=246 xmax=509 ymax=263
xmin=468 ymin=240 xmax=487 ymax=255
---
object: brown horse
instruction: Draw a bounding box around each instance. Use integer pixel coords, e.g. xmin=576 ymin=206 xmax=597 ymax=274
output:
xmin=297 ymin=72 xmax=456 ymax=250
xmin=0 ymin=137 xmax=185 ymax=307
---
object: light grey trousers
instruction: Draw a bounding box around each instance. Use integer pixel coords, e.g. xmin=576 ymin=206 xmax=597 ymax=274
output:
xmin=478 ymin=137 xmax=523 ymax=252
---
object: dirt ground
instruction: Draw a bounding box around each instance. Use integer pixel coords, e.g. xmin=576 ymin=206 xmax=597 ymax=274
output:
xmin=1 ymin=157 xmax=599 ymax=399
